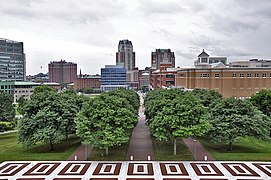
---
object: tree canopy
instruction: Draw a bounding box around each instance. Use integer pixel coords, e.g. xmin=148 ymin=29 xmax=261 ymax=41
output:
xmin=145 ymin=89 xmax=210 ymax=155
xmin=208 ymin=97 xmax=271 ymax=151
xmin=250 ymin=89 xmax=271 ymax=117
xmin=18 ymin=88 xmax=84 ymax=150
xmin=76 ymin=90 xmax=139 ymax=155
xmin=0 ymin=92 xmax=15 ymax=122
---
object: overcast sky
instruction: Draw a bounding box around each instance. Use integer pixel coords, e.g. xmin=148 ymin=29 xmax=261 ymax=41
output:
xmin=1 ymin=0 xmax=271 ymax=75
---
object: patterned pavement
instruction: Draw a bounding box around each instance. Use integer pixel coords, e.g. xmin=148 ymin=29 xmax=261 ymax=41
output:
xmin=1 ymin=161 xmax=271 ymax=179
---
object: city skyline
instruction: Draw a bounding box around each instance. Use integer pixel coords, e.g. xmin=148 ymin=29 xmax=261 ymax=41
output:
xmin=1 ymin=0 xmax=271 ymax=75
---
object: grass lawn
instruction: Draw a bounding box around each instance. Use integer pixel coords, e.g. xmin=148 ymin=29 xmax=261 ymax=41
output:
xmin=0 ymin=132 xmax=81 ymax=162
xmin=88 ymin=142 xmax=129 ymax=161
xmin=152 ymin=138 xmax=193 ymax=160
xmin=199 ymin=136 xmax=271 ymax=161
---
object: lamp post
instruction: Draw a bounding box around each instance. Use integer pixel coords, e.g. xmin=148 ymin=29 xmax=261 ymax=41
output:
xmin=193 ymin=139 xmax=197 ymax=161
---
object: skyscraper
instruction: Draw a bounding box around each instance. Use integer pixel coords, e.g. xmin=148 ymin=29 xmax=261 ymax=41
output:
xmin=116 ymin=39 xmax=139 ymax=89
xmin=0 ymin=38 xmax=26 ymax=81
xmin=116 ymin=40 xmax=135 ymax=70
xmin=48 ymin=60 xmax=77 ymax=84
xmin=151 ymin=49 xmax=175 ymax=70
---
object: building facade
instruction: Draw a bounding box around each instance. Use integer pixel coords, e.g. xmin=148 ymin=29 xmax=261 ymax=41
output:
xmin=151 ymin=49 xmax=175 ymax=70
xmin=100 ymin=65 xmax=128 ymax=91
xmin=151 ymin=67 xmax=179 ymax=89
xmin=176 ymin=67 xmax=271 ymax=99
xmin=74 ymin=76 xmax=101 ymax=91
xmin=0 ymin=81 xmax=40 ymax=103
xmin=48 ymin=60 xmax=77 ymax=84
xmin=116 ymin=39 xmax=139 ymax=89
xmin=0 ymin=38 xmax=25 ymax=81
xmin=116 ymin=40 xmax=135 ymax=70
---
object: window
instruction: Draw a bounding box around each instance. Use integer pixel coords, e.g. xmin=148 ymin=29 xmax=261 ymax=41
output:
xmin=201 ymin=57 xmax=208 ymax=63
xmin=232 ymin=73 xmax=237 ymax=78
xmin=255 ymin=73 xmax=259 ymax=78
xmin=247 ymin=73 xmax=252 ymax=78
xmin=215 ymin=74 xmax=220 ymax=78
xmin=262 ymin=73 xmax=266 ymax=78
xmin=166 ymin=74 xmax=175 ymax=78
xmin=201 ymin=73 xmax=210 ymax=78
xmin=240 ymin=73 xmax=244 ymax=78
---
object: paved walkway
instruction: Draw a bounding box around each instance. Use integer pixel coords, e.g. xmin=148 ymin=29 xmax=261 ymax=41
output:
xmin=0 ymin=130 xmax=17 ymax=135
xmin=127 ymin=93 xmax=154 ymax=160
xmin=183 ymin=137 xmax=215 ymax=161
xmin=67 ymin=144 xmax=92 ymax=161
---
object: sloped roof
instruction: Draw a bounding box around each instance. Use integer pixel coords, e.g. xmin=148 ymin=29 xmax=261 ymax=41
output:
xmin=198 ymin=49 xmax=209 ymax=57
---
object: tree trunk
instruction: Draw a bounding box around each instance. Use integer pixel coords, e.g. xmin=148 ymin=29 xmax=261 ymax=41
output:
xmin=173 ymin=139 xmax=177 ymax=155
xmin=105 ymin=147 xmax=109 ymax=156
xmin=49 ymin=140 xmax=54 ymax=151
xmin=228 ymin=141 xmax=233 ymax=151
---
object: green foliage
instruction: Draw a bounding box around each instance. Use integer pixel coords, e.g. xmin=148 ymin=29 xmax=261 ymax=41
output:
xmin=208 ymin=97 xmax=271 ymax=151
xmin=191 ymin=89 xmax=223 ymax=108
xmin=76 ymin=90 xmax=138 ymax=155
xmin=250 ymin=89 xmax=271 ymax=116
xmin=18 ymin=88 xmax=84 ymax=150
xmin=17 ymin=96 xmax=26 ymax=115
xmin=33 ymin=85 xmax=57 ymax=94
xmin=0 ymin=121 xmax=16 ymax=132
xmin=0 ymin=92 xmax=15 ymax=123
xmin=145 ymin=89 xmax=210 ymax=155
xmin=108 ymin=88 xmax=140 ymax=114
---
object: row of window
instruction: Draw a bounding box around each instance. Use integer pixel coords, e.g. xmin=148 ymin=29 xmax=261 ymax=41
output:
xmin=199 ymin=73 xmax=271 ymax=78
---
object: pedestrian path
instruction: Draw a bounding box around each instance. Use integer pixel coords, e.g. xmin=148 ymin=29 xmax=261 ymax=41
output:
xmin=183 ymin=137 xmax=215 ymax=161
xmin=67 ymin=144 xmax=92 ymax=160
xmin=126 ymin=93 xmax=154 ymax=160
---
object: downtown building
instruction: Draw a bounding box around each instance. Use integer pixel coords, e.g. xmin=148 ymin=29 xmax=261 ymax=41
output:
xmin=151 ymin=49 xmax=175 ymax=70
xmin=48 ymin=60 xmax=77 ymax=84
xmin=116 ymin=39 xmax=139 ymax=89
xmin=176 ymin=50 xmax=271 ymax=99
xmin=100 ymin=65 xmax=128 ymax=92
xmin=0 ymin=38 xmax=26 ymax=81
xmin=150 ymin=49 xmax=176 ymax=89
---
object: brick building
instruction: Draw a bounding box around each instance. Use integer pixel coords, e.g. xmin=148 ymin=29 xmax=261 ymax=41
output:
xmin=73 ymin=76 xmax=101 ymax=91
xmin=48 ymin=60 xmax=77 ymax=84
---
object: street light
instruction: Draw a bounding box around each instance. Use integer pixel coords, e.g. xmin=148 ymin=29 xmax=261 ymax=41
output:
xmin=193 ymin=139 xmax=197 ymax=161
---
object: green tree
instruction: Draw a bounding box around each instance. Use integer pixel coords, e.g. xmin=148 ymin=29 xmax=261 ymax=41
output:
xmin=250 ymin=89 xmax=271 ymax=116
xmin=0 ymin=92 xmax=15 ymax=122
xmin=33 ymin=85 xmax=57 ymax=94
xmin=76 ymin=93 xmax=137 ymax=155
xmin=208 ymin=98 xmax=270 ymax=151
xmin=108 ymin=88 xmax=140 ymax=114
xmin=148 ymin=92 xmax=210 ymax=155
xmin=17 ymin=95 xmax=26 ymax=115
xmin=18 ymin=89 xmax=84 ymax=150
xmin=191 ymin=89 xmax=223 ymax=108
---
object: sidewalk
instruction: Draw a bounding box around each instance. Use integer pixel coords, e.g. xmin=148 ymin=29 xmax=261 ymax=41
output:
xmin=126 ymin=93 xmax=154 ymax=160
xmin=183 ymin=137 xmax=215 ymax=161
xmin=67 ymin=144 xmax=92 ymax=161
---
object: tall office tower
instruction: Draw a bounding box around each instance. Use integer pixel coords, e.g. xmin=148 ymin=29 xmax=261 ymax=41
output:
xmin=0 ymin=38 xmax=26 ymax=81
xmin=151 ymin=49 xmax=175 ymax=70
xmin=116 ymin=39 xmax=139 ymax=89
xmin=48 ymin=60 xmax=77 ymax=84
xmin=116 ymin=39 xmax=135 ymax=70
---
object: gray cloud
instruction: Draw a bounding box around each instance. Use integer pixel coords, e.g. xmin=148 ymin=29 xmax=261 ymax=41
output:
xmin=1 ymin=0 xmax=271 ymax=74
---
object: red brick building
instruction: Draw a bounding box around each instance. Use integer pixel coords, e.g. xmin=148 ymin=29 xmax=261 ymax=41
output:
xmin=73 ymin=76 xmax=101 ymax=90
xmin=48 ymin=60 xmax=77 ymax=84
xmin=150 ymin=66 xmax=178 ymax=89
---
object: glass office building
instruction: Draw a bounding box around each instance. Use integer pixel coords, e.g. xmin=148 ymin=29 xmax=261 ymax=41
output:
xmin=0 ymin=38 xmax=25 ymax=81
xmin=100 ymin=65 xmax=128 ymax=91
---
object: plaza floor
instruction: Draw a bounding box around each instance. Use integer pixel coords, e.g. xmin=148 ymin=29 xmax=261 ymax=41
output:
xmin=1 ymin=160 xmax=271 ymax=179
